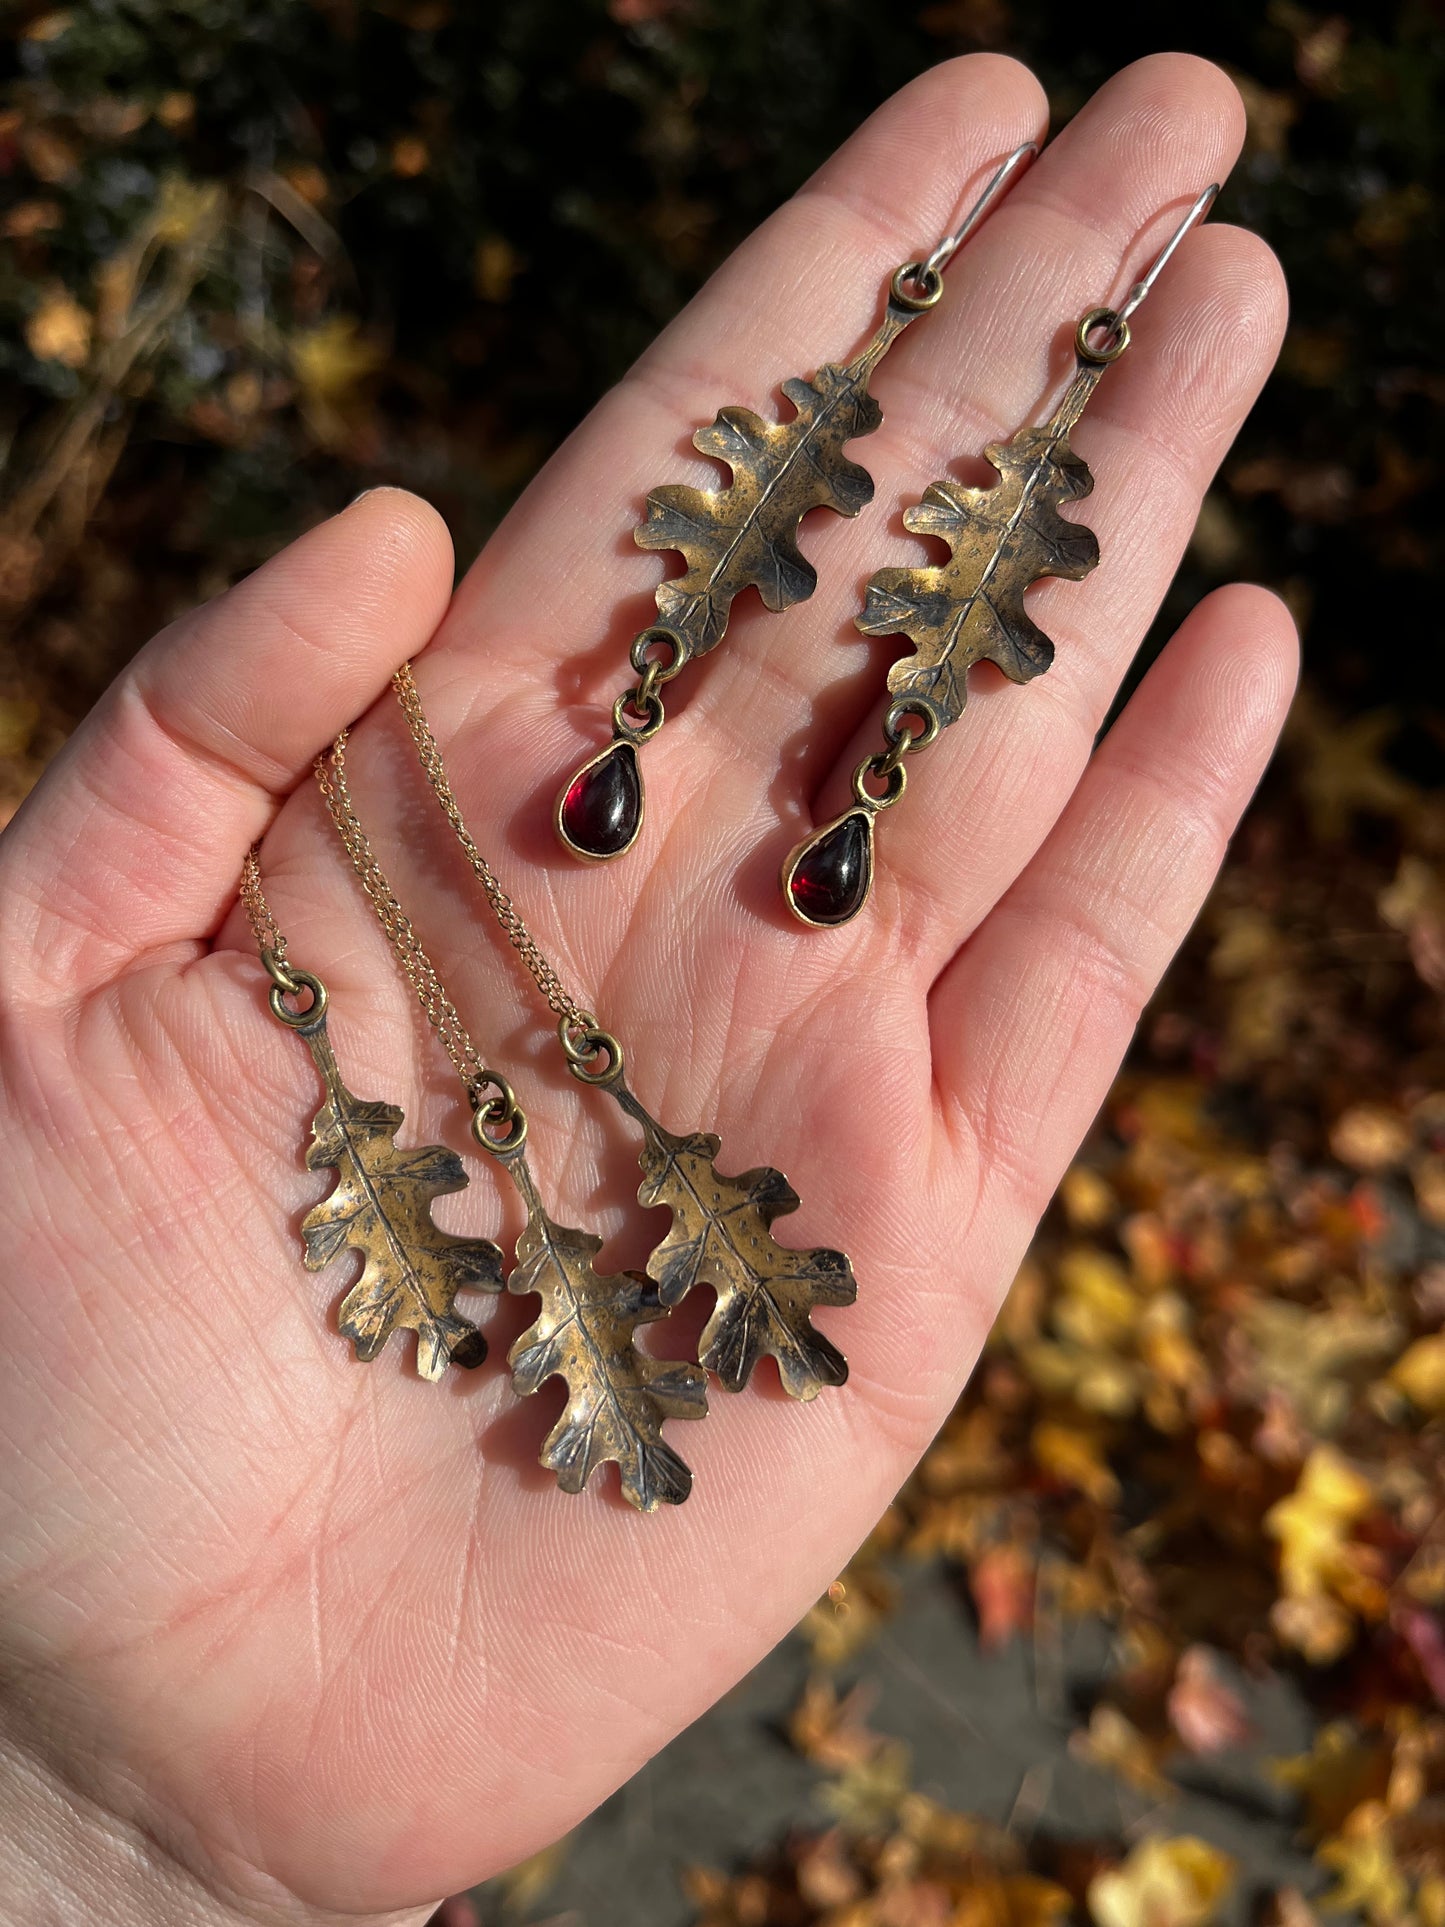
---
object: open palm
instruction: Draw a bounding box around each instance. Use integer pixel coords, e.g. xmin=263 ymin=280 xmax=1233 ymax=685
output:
xmin=0 ymin=53 xmax=1295 ymax=1927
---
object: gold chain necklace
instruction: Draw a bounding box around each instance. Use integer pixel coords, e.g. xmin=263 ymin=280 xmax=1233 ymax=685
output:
xmin=239 ymin=676 xmax=859 ymax=1508
xmin=242 ymin=827 xmax=707 ymax=1512
xmin=389 ymin=661 xmax=857 ymax=1402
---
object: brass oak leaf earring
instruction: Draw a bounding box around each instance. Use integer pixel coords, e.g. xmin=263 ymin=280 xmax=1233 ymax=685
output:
xmin=781 ymin=185 xmax=1221 ymax=929
xmin=555 ymin=139 xmax=1039 ymax=864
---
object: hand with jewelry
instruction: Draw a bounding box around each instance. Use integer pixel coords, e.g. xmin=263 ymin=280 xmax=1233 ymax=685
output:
xmin=0 ymin=53 xmax=1294 ymax=1927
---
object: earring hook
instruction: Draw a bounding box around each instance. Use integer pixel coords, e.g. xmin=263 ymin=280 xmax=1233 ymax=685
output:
xmin=1115 ymin=183 xmax=1221 ymax=326
xmin=924 ymin=139 xmax=1040 ymax=279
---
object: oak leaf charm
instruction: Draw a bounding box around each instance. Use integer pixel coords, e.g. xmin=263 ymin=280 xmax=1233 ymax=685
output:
xmin=858 ymin=421 xmax=1100 ymax=729
xmin=506 ymin=1176 xmax=707 ymax=1512
xmin=624 ymin=1102 xmax=856 ymax=1400
xmin=301 ymin=1040 xmax=503 ymax=1378
xmin=636 ymin=360 xmax=884 ymax=657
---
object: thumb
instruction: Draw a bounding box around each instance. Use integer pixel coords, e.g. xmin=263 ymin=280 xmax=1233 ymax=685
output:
xmin=0 ymin=489 xmax=453 ymax=1005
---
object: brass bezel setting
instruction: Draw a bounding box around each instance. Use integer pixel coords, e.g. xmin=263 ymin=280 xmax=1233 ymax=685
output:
xmin=553 ymin=737 xmax=646 ymax=865
xmin=780 ymin=805 xmax=877 ymax=930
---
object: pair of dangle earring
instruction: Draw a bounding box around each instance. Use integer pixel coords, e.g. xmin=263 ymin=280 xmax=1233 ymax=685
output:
xmin=555 ymin=139 xmax=1040 ymax=862
xmin=781 ymin=183 xmax=1222 ymax=927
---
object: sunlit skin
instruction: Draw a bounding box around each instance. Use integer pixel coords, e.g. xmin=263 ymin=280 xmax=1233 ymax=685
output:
xmin=0 ymin=53 xmax=1295 ymax=1927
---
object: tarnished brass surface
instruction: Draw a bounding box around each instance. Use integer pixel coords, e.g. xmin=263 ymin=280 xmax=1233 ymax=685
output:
xmin=636 ymin=297 xmax=922 ymax=661
xmin=857 ymin=357 xmax=1105 ymax=730
xmin=489 ymin=1137 xmax=708 ymax=1512
xmin=294 ymin=1008 xmax=501 ymax=1378
xmin=609 ymin=1078 xmax=856 ymax=1401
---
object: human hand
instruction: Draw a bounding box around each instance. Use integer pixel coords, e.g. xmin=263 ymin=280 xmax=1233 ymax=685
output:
xmin=0 ymin=52 xmax=1294 ymax=1927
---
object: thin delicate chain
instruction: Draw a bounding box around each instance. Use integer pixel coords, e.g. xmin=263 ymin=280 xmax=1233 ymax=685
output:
xmin=392 ymin=662 xmax=590 ymax=1030
xmin=315 ymin=729 xmax=493 ymax=1100
xmin=240 ymin=844 xmax=288 ymax=965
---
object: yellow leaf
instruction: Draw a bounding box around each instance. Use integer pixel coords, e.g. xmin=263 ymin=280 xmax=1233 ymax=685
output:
xmin=1316 ymin=1801 xmax=1409 ymax=1926
xmin=1417 ymin=1874 xmax=1445 ymax=1927
xmin=1088 ymin=1836 xmax=1235 ymax=1927
xmin=153 ymin=175 xmax=224 ymax=247
xmin=1271 ymin=1722 xmax=1393 ymax=1836
xmin=290 ymin=316 xmax=386 ymax=404
xmin=498 ymin=1837 xmax=568 ymax=1910
xmin=819 ymin=1737 xmax=913 ymax=1834
xmin=1056 ymin=1248 xmax=1138 ymax=1348
xmin=25 ymin=283 xmax=90 ymax=366
xmin=956 ymin=1874 xmax=1074 ymax=1927
xmin=1265 ymin=1446 xmax=1374 ymax=1601
xmin=1033 ymin=1419 xmax=1120 ymax=1506
xmin=1061 ymin=1165 xmax=1117 ymax=1230
xmin=1390 ymin=1334 xmax=1445 ymax=1415
xmin=1270 ymin=1594 xmax=1355 ymax=1666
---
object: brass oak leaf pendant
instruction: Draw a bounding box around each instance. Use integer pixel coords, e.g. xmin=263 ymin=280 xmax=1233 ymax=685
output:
xmin=857 ymin=376 xmax=1102 ymax=730
xmin=636 ymin=302 xmax=920 ymax=660
xmin=299 ymin=1022 xmax=503 ymax=1378
xmin=502 ymin=1154 xmax=707 ymax=1512
xmin=612 ymin=1083 xmax=856 ymax=1400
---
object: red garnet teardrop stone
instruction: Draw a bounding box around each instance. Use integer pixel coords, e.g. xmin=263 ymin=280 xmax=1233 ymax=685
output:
xmin=557 ymin=742 xmax=642 ymax=859
xmin=786 ymin=811 xmax=873 ymax=927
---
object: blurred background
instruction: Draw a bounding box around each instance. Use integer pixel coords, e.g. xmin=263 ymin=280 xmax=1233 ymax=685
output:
xmin=2 ymin=4 xmax=1443 ymax=1924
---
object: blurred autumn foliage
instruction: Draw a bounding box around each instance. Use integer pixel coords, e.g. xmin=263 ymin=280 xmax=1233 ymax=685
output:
xmin=3 ymin=3 xmax=1444 ymax=1924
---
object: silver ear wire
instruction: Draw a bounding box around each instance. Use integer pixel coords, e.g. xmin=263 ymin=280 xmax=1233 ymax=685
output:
xmin=923 ymin=139 xmax=1040 ymax=279
xmin=1115 ymin=183 xmax=1221 ymax=326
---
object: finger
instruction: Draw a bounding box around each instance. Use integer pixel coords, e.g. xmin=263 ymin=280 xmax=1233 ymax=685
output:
xmin=827 ymin=218 xmax=1287 ymax=966
xmin=0 ymin=490 xmax=453 ymax=1005
xmin=929 ymin=583 xmax=1297 ymax=1267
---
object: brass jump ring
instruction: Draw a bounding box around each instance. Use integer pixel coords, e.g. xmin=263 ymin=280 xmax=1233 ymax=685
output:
xmin=559 ymin=1016 xmax=625 ymax=1087
xmin=470 ymin=1104 xmax=528 ymax=1156
xmin=853 ymin=756 xmax=907 ymax=811
xmin=628 ymin=625 xmax=687 ymax=684
xmin=612 ymin=686 xmax=666 ymax=742
xmin=261 ymin=946 xmax=300 ymax=995
xmin=889 ymin=261 xmax=944 ymax=313
xmin=268 ymin=968 xmax=328 ymax=1030
xmin=882 ymin=699 xmax=942 ymax=752
xmin=1075 ymin=306 xmax=1130 ymax=365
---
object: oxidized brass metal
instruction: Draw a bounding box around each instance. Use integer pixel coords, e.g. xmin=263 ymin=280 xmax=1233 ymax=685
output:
xmin=557 ymin=1026 xmax=856 ymax=1399
xmin=249 ymin=908 xmax=502 ymax=1378
xmin=479 ymin=1119 xmax=707 ymax=1513
xmin=616 ymin=1081 xmax=855 ymax=1400
xmin=307 ymin=742 xmax=708 ymax=1509
xmin=857 ymin=348 xmax=1107 ymax=731
xmin=636 ymin=290 xmax=926 ymax=661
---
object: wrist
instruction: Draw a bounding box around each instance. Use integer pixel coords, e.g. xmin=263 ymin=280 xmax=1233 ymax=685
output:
xmin=0 ymin=1732 xmax=434 ymax=1927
